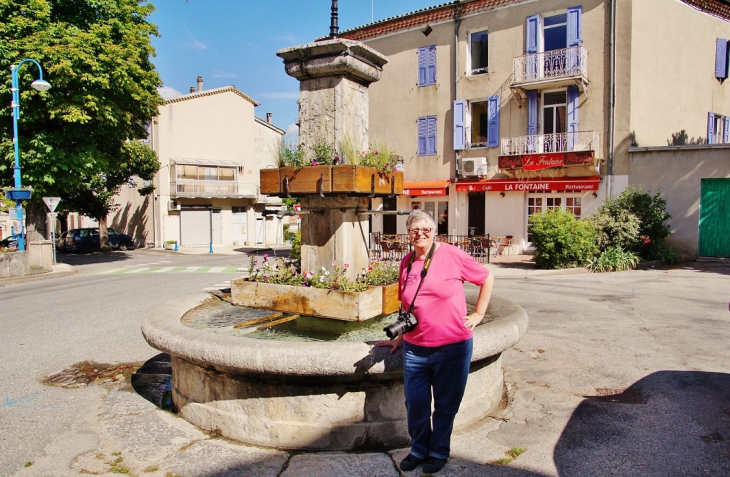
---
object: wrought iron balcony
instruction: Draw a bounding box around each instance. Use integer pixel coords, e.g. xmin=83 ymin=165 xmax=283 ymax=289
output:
xmin=512 ymin=46 xmax=588 ymax=87
xmin=170 ymin=180 xmax=257 ymax=198
xmin=501 ymin=131 xmax=601 ymax=158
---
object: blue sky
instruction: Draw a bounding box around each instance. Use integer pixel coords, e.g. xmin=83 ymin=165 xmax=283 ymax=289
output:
xmin=149 ymin=0 xmax=439 ymax=138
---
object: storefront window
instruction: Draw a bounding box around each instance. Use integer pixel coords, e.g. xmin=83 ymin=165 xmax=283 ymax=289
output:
xmin=527 ymin=192 xmax=581 ymax=242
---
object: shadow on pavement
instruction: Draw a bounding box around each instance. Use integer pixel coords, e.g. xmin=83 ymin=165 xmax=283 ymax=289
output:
xmin=58 ymin=250 xmax=137 ymax=266
xmin=554 ymin=371 xmax=730 ymax=476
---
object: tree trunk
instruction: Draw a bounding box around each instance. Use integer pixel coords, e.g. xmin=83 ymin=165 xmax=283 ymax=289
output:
xmin=99 ymin=216 xmax=111 ymax=252
xmin=26 ymin=201 xmax=47 ymax=242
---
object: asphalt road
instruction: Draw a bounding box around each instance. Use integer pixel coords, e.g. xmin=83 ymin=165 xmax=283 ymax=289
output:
xmin=1 ymin=254 xmax=729 ymax=475
xmin=0 ymin=249 xmax=254 ymax=475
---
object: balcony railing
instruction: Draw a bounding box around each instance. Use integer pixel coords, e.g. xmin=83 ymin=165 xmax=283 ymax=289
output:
xmin=512 ymin=46 xmax=588 ymax=85
xmin=501 ymin=131 xmax=601 ymax=158
xmin=170 ymin=180 xmax=257 ymax=198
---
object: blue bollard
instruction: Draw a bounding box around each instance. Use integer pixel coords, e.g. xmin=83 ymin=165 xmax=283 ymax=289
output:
xmin=209 ymin=242 xmax=213 ymax=254
xmin=174 ymin=241 xmax=178 ymax=252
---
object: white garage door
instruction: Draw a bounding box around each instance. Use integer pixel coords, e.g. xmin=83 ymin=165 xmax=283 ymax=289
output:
xmin=180 ymin=209 xmax=211 ymax=246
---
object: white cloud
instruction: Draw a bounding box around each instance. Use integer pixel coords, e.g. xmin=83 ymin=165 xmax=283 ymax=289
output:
xmin=212 ymin=70 xmax=238 ymax=79
xmin=258 ymin=92 xmax=300 ymax=100
xmin=285 ymin=123 xmax=299 ymax=141
xmin=158 ymin=86 xmax=183 ymax=100
xmin=185 ymin=29 xmax=207 ymax=50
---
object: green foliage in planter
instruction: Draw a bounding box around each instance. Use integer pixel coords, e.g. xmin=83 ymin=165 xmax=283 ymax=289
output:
xmin=586 ymin=247 xmax=640 ymax=273
xmin=613 ymin=187 xmax=671 ymax=259
xmin=360 ymin=260 xmax=399 ymax=286
xmin=283 ymin=225 xmax=296 ymax=242
xmin=290 ymin=230 xmax=301 ymax=261
xmin=529 ymin=209 xmax=598 ymax=269
xmin=586 ymin=202 xmax=640 ymax=252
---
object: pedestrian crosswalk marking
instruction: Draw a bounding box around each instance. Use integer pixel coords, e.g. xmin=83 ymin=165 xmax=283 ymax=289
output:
xmin=86 ymin=265 xmax=244 ymax=276
xmin=126 ymin=267 xmax=152 ymax=274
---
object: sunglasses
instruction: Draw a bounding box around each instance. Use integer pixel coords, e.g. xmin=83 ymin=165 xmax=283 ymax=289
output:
xmin=408 ymin=227 xmax=433 ymax=235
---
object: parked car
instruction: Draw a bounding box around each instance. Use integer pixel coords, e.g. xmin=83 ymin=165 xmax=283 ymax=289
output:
xmin=0 ymin=236 xmax=18 ymax=250
xmin=65 ymin=228 xmax=133 ymax=252
xmin=56 ymin=231 xmax=68 ymax=251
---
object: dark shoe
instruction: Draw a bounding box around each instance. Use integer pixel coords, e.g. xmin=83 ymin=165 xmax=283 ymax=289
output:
xmin=399 ymin=453 xmax=425 ymax=471
xmin=423 ymin=456 xmax=448 ymax=474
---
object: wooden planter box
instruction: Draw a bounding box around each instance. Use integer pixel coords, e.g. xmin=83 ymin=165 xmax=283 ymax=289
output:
xmin=382 ymin=283 xmax=401 ymax=315
xmin=259 ymin=166 xmax=403 ymax=196
xmin=231 ymin=279 xmax=384 ymax=322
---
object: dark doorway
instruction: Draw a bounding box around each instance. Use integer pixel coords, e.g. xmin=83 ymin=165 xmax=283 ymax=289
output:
xmin=468 ymin=192 xmax=485 ymax=235
xmin=383 ymin=196 xmax=397 ymax=235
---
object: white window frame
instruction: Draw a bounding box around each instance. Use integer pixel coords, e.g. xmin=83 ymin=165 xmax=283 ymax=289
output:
xmin=411 ymin=199 xmax=449 ymax=235
xmin=541 ymin=11 xmax=568 ymax=53
xmin=469 ymin=29 xmax=489 ymax=76
xmin=525 ymin=191 xmax=583 ymax=245
xmin=468 ymin=98 xmax=490 ymax=149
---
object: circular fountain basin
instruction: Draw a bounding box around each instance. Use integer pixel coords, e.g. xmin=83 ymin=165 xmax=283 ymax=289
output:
xmin=141 ymin=290 xmax=527 ymax=451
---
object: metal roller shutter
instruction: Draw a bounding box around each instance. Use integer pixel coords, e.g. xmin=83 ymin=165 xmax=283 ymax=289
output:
xmin=180 ymin=209 xmax=211 ymax=246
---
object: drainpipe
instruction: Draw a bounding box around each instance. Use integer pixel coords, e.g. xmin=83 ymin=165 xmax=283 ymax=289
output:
xmin=607 ymin=0 xmax=616 ymax=198
xmin=453 ymin=3 xmax=463 ymax=235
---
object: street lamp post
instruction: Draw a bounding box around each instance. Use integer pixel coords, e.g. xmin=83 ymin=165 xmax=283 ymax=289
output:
xmin=9 ymin=59 xmax=51 ymax=252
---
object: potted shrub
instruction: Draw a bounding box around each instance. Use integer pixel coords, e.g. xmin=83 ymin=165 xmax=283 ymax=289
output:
xmin=164 ymin=240 xmax=177 ymax=250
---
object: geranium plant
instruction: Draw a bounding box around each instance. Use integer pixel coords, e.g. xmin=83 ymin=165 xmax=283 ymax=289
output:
xmin=247 ymin=256 xmax=399 ymax=292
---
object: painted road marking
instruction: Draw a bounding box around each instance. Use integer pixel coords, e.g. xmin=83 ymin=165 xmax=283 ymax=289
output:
xmin=126 ymin=267 xmax=152 ymax=274
xmin=153 ymin=266 xmax=176 ymax=273
xmin=86 ymin=266 xmax=244 ymax=275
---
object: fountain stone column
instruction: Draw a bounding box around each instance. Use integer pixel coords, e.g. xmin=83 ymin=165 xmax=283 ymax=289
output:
xmin=277 ymin=39 xmax=389 ymax=277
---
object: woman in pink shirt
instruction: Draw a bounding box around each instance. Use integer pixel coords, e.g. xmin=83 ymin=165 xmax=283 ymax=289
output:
xmin=377 ymin=209 xmax=494 ymax=474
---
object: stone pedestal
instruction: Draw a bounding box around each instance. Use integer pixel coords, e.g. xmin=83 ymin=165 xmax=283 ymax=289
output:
xmin=277 ymin=39 xmax=388 ymax=153
xmin=300 ymin=195 xmax=369 ymax=279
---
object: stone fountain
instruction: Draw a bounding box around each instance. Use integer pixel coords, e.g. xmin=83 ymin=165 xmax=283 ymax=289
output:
xmin=142 ymin=24 xmax=528 ymax=451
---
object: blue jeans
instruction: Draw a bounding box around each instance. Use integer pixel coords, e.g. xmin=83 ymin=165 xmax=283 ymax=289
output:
xmin=402 ymin=338 xmax=473 ymax=460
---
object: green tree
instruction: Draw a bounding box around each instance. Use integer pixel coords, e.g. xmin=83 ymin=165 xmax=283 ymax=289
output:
xmin=529 ymin=209 xmax=598 ymax=269
xmin=0 ymin=0 xmax=163 ymax=247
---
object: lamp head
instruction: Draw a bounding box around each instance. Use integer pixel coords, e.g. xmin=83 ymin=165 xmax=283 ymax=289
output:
xmin=31 ymin=79 xmax=51 ymax=92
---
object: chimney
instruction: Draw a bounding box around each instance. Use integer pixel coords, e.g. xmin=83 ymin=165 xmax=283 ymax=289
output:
xmin=189 ymin=87 xmax=195 ymax=93
xmin=197 ymin=76 xmax=204 ymax=92
xmin=266 ymin=113 xmax=272 ymax=124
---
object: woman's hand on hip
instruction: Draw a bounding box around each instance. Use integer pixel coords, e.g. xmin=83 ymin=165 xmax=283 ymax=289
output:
xmin=463 ymin=312 xmax=484 ymax=331
xmin=375 ymin=335 xmax=403 ymax=354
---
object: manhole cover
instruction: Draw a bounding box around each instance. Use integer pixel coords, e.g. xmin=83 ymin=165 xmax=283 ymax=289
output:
xmin=585 ymin=388 xmax=646 ymax=404
xmin=42 ymin=361 xmax=143 ymax=388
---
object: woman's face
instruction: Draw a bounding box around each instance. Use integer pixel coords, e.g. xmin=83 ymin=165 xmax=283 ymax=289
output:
xmin=408 ymin=220 xmax=435 ymax=249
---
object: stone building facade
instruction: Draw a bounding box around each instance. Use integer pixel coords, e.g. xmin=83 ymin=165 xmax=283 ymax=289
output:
xmin=338 ymin=0 xmax=730 ymax=254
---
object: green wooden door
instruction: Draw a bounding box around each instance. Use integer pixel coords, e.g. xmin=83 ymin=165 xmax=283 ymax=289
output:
xmin=698 ymin=178 xmax=730 ymax=257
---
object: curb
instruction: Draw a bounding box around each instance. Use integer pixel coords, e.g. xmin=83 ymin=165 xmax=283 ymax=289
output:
xmin=0 ymin=263 xmax=76 ymax=286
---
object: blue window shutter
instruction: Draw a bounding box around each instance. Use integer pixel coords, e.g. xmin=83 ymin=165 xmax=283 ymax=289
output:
xmin=418 ymin=47 xmax=427 ymax=86
xmin=453 ymin=100 xmax=466 ymax=150
xmin=427 ymin=116 xmax=437 ymax=155
xmin=716 ymin=39 xmax=728 ymax=79
xmin=527 ymin=90 xmax=538 ymax=136
xmin=725 ymin=116 xmax=730 ymax=143
xmin=427 ymin=46 xmax=437 ymax=85
xmin=526 ymin=15 xmax=539 ymax=54
xmin=708 ymin=112 xmax=715 ymax=144
xmin=487 ymin=96 xmax=500 ymax=148
xmin=567 ymin=86 xmax=580 ymax=133
xmin=567 ymin=7 xmax=582 ymax=47
xmin=417 ymin=116 xmax=427 ymax=154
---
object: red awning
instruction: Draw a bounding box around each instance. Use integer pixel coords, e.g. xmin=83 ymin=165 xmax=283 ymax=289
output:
xmin=455 ymin=177 xmax=601 ymax=192
xmin=403 ymin=180 xmax=451 ymax=196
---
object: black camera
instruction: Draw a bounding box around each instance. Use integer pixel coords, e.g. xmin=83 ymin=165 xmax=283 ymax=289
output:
xmin=384 ymin=312 xmax=418 ymax=340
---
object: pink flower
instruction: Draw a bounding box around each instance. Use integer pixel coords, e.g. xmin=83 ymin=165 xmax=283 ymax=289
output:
xmin=642 ymin=236 xmax=651 ymax=245
xmin=263 ymin=253 xmax=269 ymax=258
xmin=374 ymin=151 xmax=379 ymax=156
xmin=311 ymin=160 xmax=318 ymax=166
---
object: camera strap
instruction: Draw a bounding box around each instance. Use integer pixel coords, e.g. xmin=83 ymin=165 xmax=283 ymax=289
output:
xmin=400 ymin=242 xmax=437 ymax=315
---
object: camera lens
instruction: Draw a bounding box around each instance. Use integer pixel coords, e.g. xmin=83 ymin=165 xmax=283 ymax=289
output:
xmin=383 ymin=320 xmax=407 ymax=340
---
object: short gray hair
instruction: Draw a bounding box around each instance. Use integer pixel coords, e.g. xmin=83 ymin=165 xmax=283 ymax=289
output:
xmin=406 ymin=209 xmax=437 ymax=230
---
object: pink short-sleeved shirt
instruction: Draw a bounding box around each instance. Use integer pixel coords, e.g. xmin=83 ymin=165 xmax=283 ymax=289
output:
xmin=399 ymin=243 xmax=490 ymax=347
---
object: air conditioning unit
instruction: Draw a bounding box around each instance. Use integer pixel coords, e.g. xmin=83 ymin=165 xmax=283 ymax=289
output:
xmin=167 ymin=200 xmax=181 ymax=211
xmin=461 ymin=157 xmax=487 ymax=177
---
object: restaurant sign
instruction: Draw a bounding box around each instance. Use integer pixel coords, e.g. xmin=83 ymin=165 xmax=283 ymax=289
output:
xmin=455 ymin=178 xmax=600 ymax=192
xmin=499 ymin=150 xmax=594 ymax=170
xmin=403 ymin=188 xmax=447 ymax=196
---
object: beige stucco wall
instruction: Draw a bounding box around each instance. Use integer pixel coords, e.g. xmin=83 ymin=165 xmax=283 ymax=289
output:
xmin=628 ymin=145 xmax=730 ymax=256
xmin=366 ymin=20 xmax=455 ymax=181
xmin=630 ymin=0 xmax=730 ymax=148
xmin=109 ymin=179 xmax=153 ymax=247
xmin=147 ymin=90 xmax=283 ymax=247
